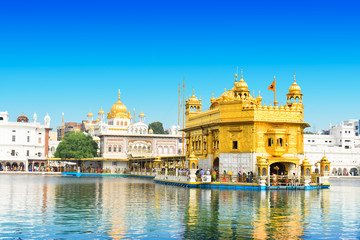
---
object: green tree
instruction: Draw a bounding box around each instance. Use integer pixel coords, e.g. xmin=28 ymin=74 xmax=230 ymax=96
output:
xmin=148 ymin=121 xmax=165 ymax=134
xmin=54 ymin=132 xmax=98 ymax=159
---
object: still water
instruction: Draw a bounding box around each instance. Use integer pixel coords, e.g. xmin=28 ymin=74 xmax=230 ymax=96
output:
xmin=0 ymin=175 xmax=359 ymax=239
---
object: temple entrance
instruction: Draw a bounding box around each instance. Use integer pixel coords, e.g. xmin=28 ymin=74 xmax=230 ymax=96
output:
xmin=270 ymin=163 xmax=286 ymax=175
xmin=213 ymin=158 xmax=219 ymax=170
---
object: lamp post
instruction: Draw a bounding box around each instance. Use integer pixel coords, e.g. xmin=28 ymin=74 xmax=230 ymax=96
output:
xmin=274 ymin=166 xmax=279 ymax=175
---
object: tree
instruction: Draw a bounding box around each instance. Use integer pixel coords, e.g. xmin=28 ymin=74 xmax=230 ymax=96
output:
xmin=54 ymin=132 xmax=98 ymax=159
xmin=148 ymin=121 xmax=165 ymax=134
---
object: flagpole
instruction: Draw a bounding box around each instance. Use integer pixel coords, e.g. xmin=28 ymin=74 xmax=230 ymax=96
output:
xmin=274 ymin=76 xmax=276 ymax=106
xmin=182 ymin=77 xmax=185 ymax=156
xmin=178 ymin=83 xmax=180 ymax=126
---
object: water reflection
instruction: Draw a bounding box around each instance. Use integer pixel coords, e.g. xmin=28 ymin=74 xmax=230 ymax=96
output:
xmin=0 ymin=176 xmax=359 ymax=239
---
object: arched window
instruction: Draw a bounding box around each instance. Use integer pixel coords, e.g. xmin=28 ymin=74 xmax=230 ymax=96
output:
xmin=118 ymin=146 xmax=121 ymax=152
xmin=325 ymin=165 xmax=329 ymax=171
xmin=125 ymin=121 xmax=128 ymax=126
xmin=262 ymin=168 xmax=266 ymax=176
xmin=113 ymin=146 xmax=117 ymax=152
xmin=306 ymin=168 xmax=310 ymax=176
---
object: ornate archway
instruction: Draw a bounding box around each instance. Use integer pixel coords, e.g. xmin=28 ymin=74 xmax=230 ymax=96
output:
xmin=213 ymin=158 xmax=219 ymax=170
xmin=270 ymin=162 xmax=286 ymax=175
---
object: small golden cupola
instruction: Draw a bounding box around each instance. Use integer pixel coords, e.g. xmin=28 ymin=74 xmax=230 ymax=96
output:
xmin=98 ymin=107 xmax=105 ymax=120
xmin=186 ymin=88 xmax=202 ymax=114
xmin=139 ymin=112 xmax=145 ymax=123
xmin=287 ymin=73 xmax=303 ymax=108
xmin=256 ymin=91 xmax=263 ymax=105
xmin=107 ymin=90 xmax=130 ymax=119
xmin=234 ymin=69 xmax=250 ymax=99
xmin=210 ymin=92 xmax=216 ymax=104
xmin=87 ymin=112 xmax=93 ymax=121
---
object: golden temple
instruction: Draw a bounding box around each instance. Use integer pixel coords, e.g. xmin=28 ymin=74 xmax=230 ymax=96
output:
xmin=183 ymin=71 xmax=310 ymax=176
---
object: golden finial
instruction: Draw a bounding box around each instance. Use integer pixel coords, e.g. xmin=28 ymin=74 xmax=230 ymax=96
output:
xmin=253 ymin=91 xmax=255 ymax=98
xmin=192 ymin=87 xmax=195 ymax=96
xmin=258 ymin=90 xmax=261 ymax=96
xmin=224 ymin=88 xmax=227 ymax=92
xmin=118 ymin=89 xmax=121 ymax=100
xmin=241 ymin=68 xmax=243 ymax=79
xmin=234 ymin=66 xmax=238 ymax=82
xmin=294 ymin=72 xmax=296 ymax=82
xmin=212 ymin=92 xmax=214 ymax=97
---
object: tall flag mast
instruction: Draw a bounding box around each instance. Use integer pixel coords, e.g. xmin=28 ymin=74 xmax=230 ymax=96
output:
xmin=268 ymin=76 xmax=277 ymax=106
xmin=178 ymin=83 xmax=180 ymax=126
xmin=61 ymin=112 xmax=64 ymax=139
xmin=182 ymin=77 xmax=185 ymax=155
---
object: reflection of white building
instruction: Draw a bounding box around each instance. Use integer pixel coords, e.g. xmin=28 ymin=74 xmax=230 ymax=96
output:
xmin=81 ymin=90 xmax=182 ymax=171
xmin=304 ymin=119 xmax=360 ymax=175
xmin=0 ymin=111 xmax=52 ymax=171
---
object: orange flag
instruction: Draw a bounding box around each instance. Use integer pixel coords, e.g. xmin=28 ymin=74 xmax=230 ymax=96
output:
xmin=268 ymin=77 xmax=275 ymax=92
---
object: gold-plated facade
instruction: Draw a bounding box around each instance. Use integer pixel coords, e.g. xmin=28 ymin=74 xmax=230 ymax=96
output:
xmin=183 ymin=72 xmax=310 ymax=175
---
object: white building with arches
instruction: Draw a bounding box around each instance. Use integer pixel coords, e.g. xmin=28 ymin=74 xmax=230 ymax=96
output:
xmin=0 ymin=111 xmax=52 ymax=171
xmin=304 ymin=119 xmax=360 ymax=176
xmin=82 ymin=90 xmax=183 ymax=171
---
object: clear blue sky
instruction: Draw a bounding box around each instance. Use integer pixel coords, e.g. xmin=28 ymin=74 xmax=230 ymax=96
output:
xmin=0 ymin=0 xmax=359 ymax=131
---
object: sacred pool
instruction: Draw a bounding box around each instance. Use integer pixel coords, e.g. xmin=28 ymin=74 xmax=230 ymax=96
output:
xmin=0 ymin=175 xmax=359 ymax=239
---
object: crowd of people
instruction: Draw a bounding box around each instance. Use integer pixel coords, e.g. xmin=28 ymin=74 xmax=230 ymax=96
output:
xmin=195 ymin=169 xmax=256 ymax=183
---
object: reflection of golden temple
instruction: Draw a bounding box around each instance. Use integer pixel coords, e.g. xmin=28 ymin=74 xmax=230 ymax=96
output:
xmin=183 ymin=71 xmax=310 ymax=177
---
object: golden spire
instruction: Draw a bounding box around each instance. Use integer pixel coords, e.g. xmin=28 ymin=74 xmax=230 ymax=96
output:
xmin=118 ymin=89 xmax=121 ymax=100
xmin=234 ymin=66 xmax=238 ymax=82
xmin=241 ymin=68 xmax=243 ymax=80
xmin=294 ymin=72 xmax=296 ymax=82
xmin=192 ymin=87 xmax=195 ymax=96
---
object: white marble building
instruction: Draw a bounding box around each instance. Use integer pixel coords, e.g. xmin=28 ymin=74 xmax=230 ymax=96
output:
xmin=80 ymin=90 xmax=183 ymax=171
xmin=0 ymin=111 xmax=52 ymax=171
xmin=304 ymin=119 xmax=360 ymax=175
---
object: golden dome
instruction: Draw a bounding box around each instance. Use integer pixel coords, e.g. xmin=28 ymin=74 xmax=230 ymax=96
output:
xmin=90 ymin=125 xmax=95 ymax=129
xmin=96 ymin=118 xmax=100 ymax=122
xmin=188 ymin=88 xmax=199 ymax=103
xmin=87 ymin=112 xmax=93 ymax=117
xmin=321 ymin=155 xmax=329 ymax=162
xmin=256 ymin=91 xmax=262 ymax=102
xmin=139 ymin=112 xmax=145 ymax=117
xmin=289 ymin=73 xmax=301 ymax=94
xmin=303 ymin=157 xmax=310 ymax=165
xmin=234 ymin=70 xmax=248 ymax=92
xmin=149 ymin=128 xmax=153 ymax=134
xmin=235 ymin=77 xmax=248 ymax=91
xmin=107 ymin=90 xmax=130 ymax=119
xmin=98 ymin=108 xmax=105 ymax=115
xmin=220 ymin=88 xmax=234 ymax=102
